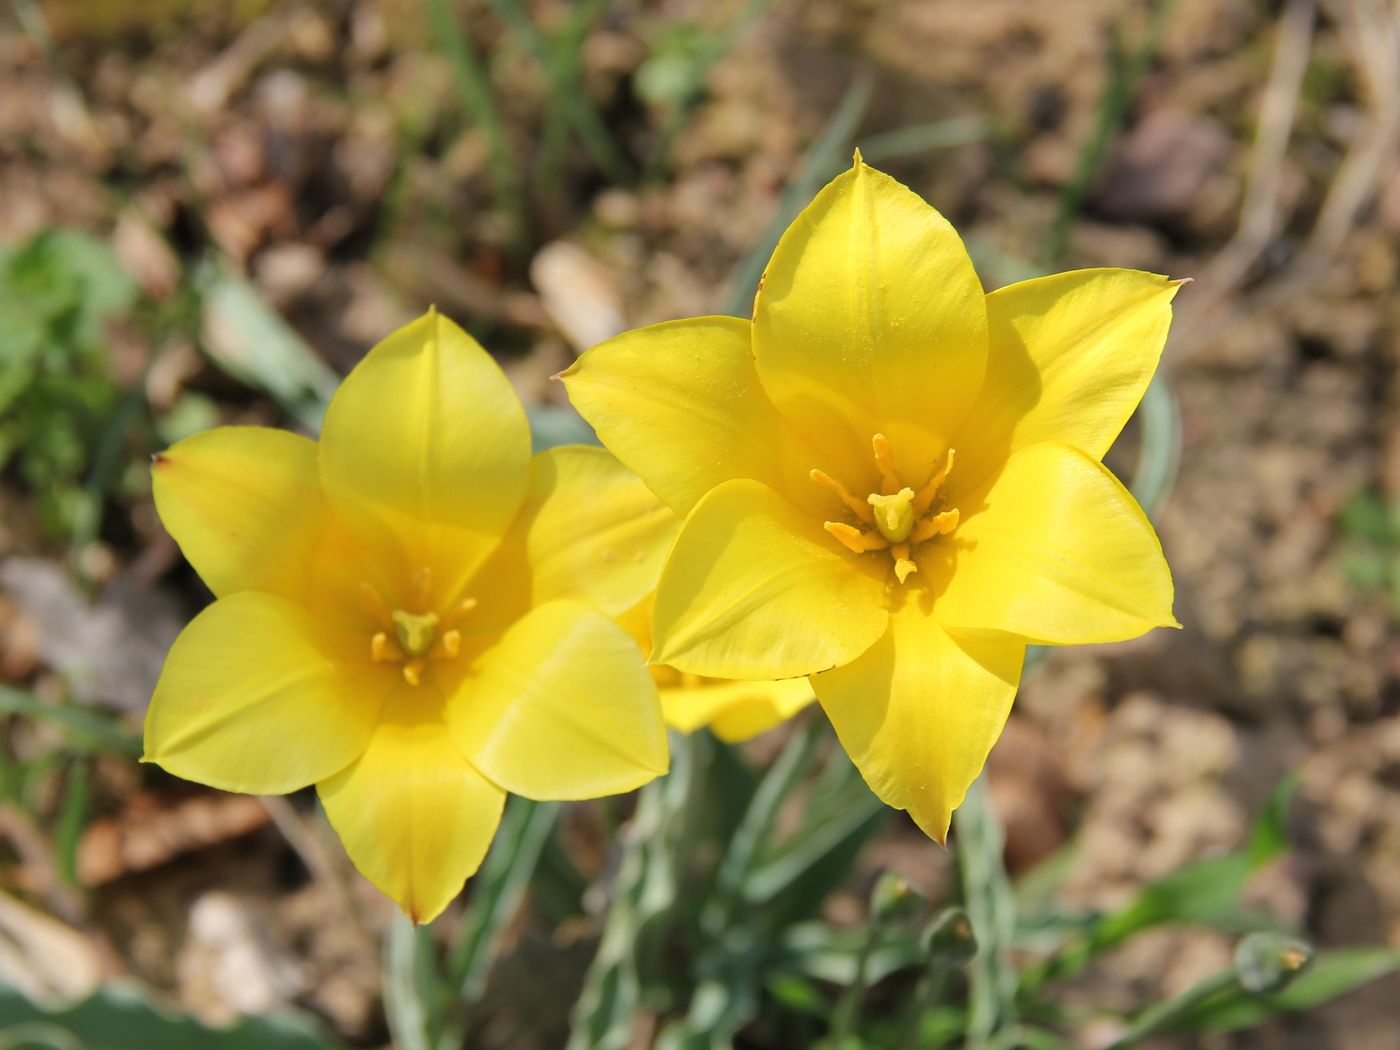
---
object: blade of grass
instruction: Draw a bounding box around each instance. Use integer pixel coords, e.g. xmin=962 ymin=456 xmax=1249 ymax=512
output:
xmin=425 ymin=0 xmax=528 ymax=249
xmin=488 ymin=0 xmax=628 ymax=186
xmin=0 ymin=685 xmax=141 ymax=757
xmin=955 ymin=776 xmax=1019 ymax=1047
xmin=1040 ymin=0 xmax=1175 ymax=267
xmin=53 ymin=759 xmax=91 ymax=887
xmin=439 ymin=797 xmax=558 ymax=1037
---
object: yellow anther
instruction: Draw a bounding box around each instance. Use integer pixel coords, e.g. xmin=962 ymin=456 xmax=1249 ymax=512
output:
xmin=402 ymin=659 xmax=425 ymax=687
xmin=359 ymin=582 xmax=393 ymax=628
xmin=867 ymin=487 xmax=917 ymax=543
xmin=370 ymin=631 xmax=404 ymax=663
xmin=892 ymin=543 xmax=918 ymax=584
xmin=443 ymin=596 xmax=478 ymax=628
xmin=871 ymin=433 xmax=901 ymax=493
xmin=913 ymin=448 xmax=956 ymax=515
xmin=824 ymin=521 xmax=889 ymax=554
xmin=910 ymin=508 xmax=960 ymax=543
xmin=810 ymin=468 xmax=875 ymax=525
xmin=435 ymin=629 xmax=462 ymax=660
xmin=392 ymin=610 xmax=439 ymax=657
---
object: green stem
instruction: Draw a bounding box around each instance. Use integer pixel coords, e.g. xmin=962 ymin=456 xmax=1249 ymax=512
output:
xmin=1103 ymin=967 xmax=1239 ymax=1049
xmin=826 ymin=920 xmax=883 ymax=1047
xmin=897 ymin=967 xmax=950 ymax=1050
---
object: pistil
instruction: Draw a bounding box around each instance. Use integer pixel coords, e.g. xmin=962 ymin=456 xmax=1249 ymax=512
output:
xmin=360 ymin=575 xmax=476 ymax=685
xmin=810 ymin=435 xmax=959 ymax=584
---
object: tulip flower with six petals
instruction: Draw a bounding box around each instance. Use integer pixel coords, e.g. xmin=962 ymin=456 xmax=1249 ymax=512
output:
xmin=144 ymin=311 xmax=675 ymax=923
xmin=563 ymin=155 xmax=1180 ymax=842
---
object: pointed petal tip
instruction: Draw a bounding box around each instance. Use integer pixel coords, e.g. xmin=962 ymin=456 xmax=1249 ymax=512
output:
xmin=852 ymin=145 xmax=865 ymax=167
xmin=1169 ymin=276 xmax=1195 ymax=286
xmin=151 ymin=451 xmax=169 ymax=468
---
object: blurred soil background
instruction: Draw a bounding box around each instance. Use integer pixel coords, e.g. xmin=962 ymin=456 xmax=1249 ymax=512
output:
xmin=1 ymin=0 xmax=1399 ymax=1047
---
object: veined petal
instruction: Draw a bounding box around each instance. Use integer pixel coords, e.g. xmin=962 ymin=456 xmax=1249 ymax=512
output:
xmin=661 ymin=678 xmax=814 ymax=743
xmin=319 ymin=685 xmax=504 ymax=924
xmin=513 ymin=445 xmax=680 ymax=616
xmin=813 ymin=609 xmax=1024 ymax=844
xmin=934 ymin=442 xmax=1177 ymax=644
xmin=152 ymin=427 xmax=324 ymax=600
xmin=954 ymin=268 xmax=1180 ymax=489
xmin=652 ymin=479 xmax=889 ymax=679
xmin=448 ymin=600 xmax=666 ymax=800
xmin=143 ymin=592 xmax=385 ymax=795
xmin=752 ymin=156 xmax=987 ymax=484
xmin=319 ymin=310 xmax=531 ymax=599
xmin=560 ymin=316 xmax=824 ymax=515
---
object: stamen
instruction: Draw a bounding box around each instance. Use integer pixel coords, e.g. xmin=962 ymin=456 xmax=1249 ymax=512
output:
xmin=871 ymin=434 xmax=901 ymax=494
xmin=442 ymin=596 xmax=478 ymax=628
xmin=910 ymin=508 xmax=959 ymax=543
xmin=410 ymin=566 xmax=432 ymax=606
xmin=371 ymin=631 xmax=404 ymax=663
xmin=359 ymin=582 xmax=394 ymax=629
xmin=434 ymin=629 xmax=462 ymax=660
xmin=912 ymin=448 xmax=955 ymax=515
xmin=402 ymin=659 xmax=425 ymax=687
xmin=892 ymin=543 xmax=918 ymax=584
xmin=810 ymin=469 xmax=875 ymax=525
xmin=824 ymin=521 xmax=889 ymax=554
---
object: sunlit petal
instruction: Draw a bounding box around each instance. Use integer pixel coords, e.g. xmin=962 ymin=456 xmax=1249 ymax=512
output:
xmin=752 ymin=156 xmax=987 ymax=484
xmin=319 ymin=310 xmax=531 ymax=599
xmin=560 ymin=316 xmax=825 ymax=515
xmin=449 ymin=601 xmax=667 ymax=800
xmin=511 ymin=445 xmax=681 ymax=615
xmin=934 ymin=442 xmax=1177 ymax=644
xmin=152 ymin=426 xmax=324 ymax=600
xmin=143 ymin=592 xmax=385 ymax=795
xmin=661 ymin=678 xmax=814 ymax=743
xmin=954 ymin=268 xmax=1180 ymax=489
xmin=319 ymin=685 xmax=504 ymax=924
xmin=652 ymin=479 xmax=889 ymax=679
xmin=813 ymin=609 xmax=1024 ymax=843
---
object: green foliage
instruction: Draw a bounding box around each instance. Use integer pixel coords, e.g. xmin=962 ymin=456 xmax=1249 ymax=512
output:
xmin=1338 ymin=487 xmax=1400 ymax=617
xmin=0 ymin=229 xmax=136 ymax=535
xmin=0 ymin=983 xmax=345 ymax=1050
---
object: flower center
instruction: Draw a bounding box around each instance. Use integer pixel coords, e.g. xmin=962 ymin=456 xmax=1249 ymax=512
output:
xmin=809 ymin=433 xmax=959 ymax=585
xmin=359 ymin=568 xmax=475 ymax=686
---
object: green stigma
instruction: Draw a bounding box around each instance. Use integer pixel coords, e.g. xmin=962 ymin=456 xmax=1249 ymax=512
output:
xmin=392 ymin=610 xmax=440 ymax=657
xmin=867 ymin=487 xmax=916 ymax=543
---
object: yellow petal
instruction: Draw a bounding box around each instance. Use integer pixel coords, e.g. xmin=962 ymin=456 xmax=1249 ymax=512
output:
xmin=955 ymin=268 xmax=1180 ymax=489
xmin=510 ymin=445 xmax=681 ymax=616
xmin=448 ymin=600 xmax=667 ymax=800
xmin=813 ymin=610 xmax=1024 ymax=843
xmin=318 ymin=684 xmax=504 ymax=924
xmin=319 ymin=310 xmax=531 ymax=598
xmin=752 ymin=156 xmax=987 ymax=485
xmin=152 ymin=426 xmax=324 ymax=600
xmin=560 ymin=316 xmax=823 ymax=515
xmin=652 ymin=479 xmax=889 ymax=679
xmin=660 ymin=678 xmax=814 ymax=743
xmin=143 ymin=592 xmax=385 ymax=795
xmin=934 ymin=442 xmax=1177 ymax=644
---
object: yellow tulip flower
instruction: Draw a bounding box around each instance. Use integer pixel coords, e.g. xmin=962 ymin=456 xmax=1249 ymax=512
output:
xmin=562 ymin=155 xmax=1180 ymax=843
xmin=144 ymin=310 xmax=675 ymax=922
xmin=617 ymin=597 xmax=814 ymax=744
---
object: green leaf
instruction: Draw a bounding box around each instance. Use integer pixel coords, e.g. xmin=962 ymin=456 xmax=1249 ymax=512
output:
xmin=194 ymin=264 xmax=339 ymax=430
xmin=0 ymin=982 xmax=345 ymax=1050
xmin=0 ymin=686 xmax=142 ymax=757
xmin=1168 ymin=947 xmax=1400 ymax=1034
